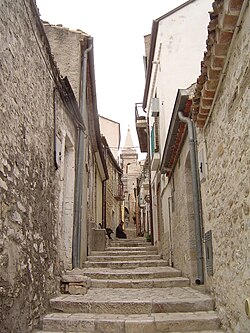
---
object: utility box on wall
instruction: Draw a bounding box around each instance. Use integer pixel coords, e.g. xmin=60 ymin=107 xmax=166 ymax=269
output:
xmin=205 ymin=230 xmax=213 ymax=276
xmin=151 ymin=98 xmax=159 ymax=117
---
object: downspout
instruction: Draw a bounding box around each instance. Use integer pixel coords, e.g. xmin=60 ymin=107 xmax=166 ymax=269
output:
xmin=178 ymin=112 xmax=204 ymax=285
xmin=147 ymin=116 xmax=154 ymax=245
xmin=53 ymin=87 xmax=58 ymax=170
xmin=102 ymin=145 xmax=107 ymax=229
xmin=167 ymin=196 xmax=173 ymax=267
xmin=102 ymin=181 xmax=106 ymax=228
xmin=72 ymin=40 xmax=93 ymax=269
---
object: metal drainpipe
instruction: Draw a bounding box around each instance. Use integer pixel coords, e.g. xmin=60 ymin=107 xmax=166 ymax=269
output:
xmin=146 ymin=116 xmax=154 ymax=245
xmin=178 ymin=112 xmax=204 ymax=285
xmin=72 ymin=40 xmax=93 ymax=269
xmin=167 ymin=196 xmax=173 ymax=267
xmin=53 ymin=87 xmax=58 ymax=170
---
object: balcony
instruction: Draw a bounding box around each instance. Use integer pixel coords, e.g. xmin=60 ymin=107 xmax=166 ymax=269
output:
xmin=135 ymin=103 xmax=148 ymax=153
xmin=151 ymin=152 xmax=160 ymax=171
xmin=150 ymin=122 xmax=160 ymax=171
xmin=114 ymin=180 xmax=124 ymax=201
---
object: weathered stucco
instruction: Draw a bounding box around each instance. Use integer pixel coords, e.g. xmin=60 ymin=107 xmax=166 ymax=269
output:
xmin=197 ymin=4 xmax=250 ymax=332
xmin=43 ymin=24 xmax=88 ymax=103
xmin=105 ymin=157 xmax=122 ymax=232
xmin=147 ymin=0 xmax=212 ymax=151
xmin=0 ymin=1 xmax=77 ymax=331
xmin=147 ymin=0 xmax=212 ymax=253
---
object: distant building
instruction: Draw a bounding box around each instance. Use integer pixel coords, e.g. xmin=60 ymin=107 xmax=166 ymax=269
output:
xmin=136 ymin=158 xmax=150 ymax=237
xmin=99 ymin=116 xmax=121 ymax=161
xmin=120 ymin=129 xmax=142 ymax=228
xmin=101 ymin=136 xmax=123 ymax=233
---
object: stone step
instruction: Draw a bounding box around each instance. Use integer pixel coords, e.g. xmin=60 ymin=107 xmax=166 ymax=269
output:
xmin=69 ymin=266 xmax=182 ymax=280
xmin=170 ymin=331 xmax=225 ymax=333
xmin=36 ymin=331 xmax=225 ymax=333
xmin=50 ymin=287 xmax=215 ymax=314
xmin=90 ymin=249 xmax=158 ymax=256
xmin=42 ymin=311 xmax=221 ymax=332
xmin=108 ymin=241 xmax=149 ymax=247
xmin=83 ymin=259 xmax=169 ymax=269
xmin=124 ymin=228 xmax=137 ymax=239
xmin=87 ymin=254 xmax=161 ymax=262
xmin=90 ymin=276 xmax=190 ymax=288
xmin=106 ymin=245 xmax=157 ymax=251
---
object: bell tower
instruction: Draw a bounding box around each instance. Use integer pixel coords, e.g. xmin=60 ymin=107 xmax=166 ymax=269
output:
xmin=120 ymin=128 xmax=141 ymax=226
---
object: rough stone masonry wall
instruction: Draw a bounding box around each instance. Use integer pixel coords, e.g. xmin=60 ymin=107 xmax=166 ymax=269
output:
xmin=105 ymin=157 xmax=121 ymax=232
xmin=197 ymin=5 xmax=250 ymax=332
xmin=0 ymin=1 xmax=75 ymax=331
xmin=164 ymin=138 xmax=198 ymax=284
xmin=106 ymin=158 xmax=115 ymax=230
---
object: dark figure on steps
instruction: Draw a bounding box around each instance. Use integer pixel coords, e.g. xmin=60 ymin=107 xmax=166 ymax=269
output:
xmin=116 ymin=221 xmax=127 ymax=239
xmin=105 ymin=228 xmax=113 ymax=239
xmin=99 ymin=223 xmax=114 ymax=239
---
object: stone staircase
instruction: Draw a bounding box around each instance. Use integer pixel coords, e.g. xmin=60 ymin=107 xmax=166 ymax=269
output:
xmin=35 ymin=236 xmax=225 ymax=333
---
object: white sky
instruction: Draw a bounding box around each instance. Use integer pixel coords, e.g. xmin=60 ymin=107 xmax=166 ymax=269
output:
xmin=36 ymin=0 xmax=187 ymax=156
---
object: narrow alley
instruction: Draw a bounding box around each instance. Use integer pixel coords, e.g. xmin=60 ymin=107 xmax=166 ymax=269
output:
xmin=0 ymin=0 xmax=249 ymax=333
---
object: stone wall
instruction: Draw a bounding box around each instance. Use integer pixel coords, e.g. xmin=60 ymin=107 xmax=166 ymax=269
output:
xmin=161 ymin=137 xmax=198 ymax=284
xmin=105 ymin=155 xmax=122 ymax=233
xmin=106 ymin=160 xmax=115 ymax=230
xmin=44 ymin=21 xmax=93 ymax=265
xmin=0 ymin=0 xmax=76 ymax=331
xmin=43 ymin=24 xmax=88 ymax=103
xmin=197 ymin=4 xmax=250 ymax=332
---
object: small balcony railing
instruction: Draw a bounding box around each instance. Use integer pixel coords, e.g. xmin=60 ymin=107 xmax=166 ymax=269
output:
xmin=135 ymin=102 xmax=148 ymax=152
xmin=114 ymin=180 xmax=124 ymax=201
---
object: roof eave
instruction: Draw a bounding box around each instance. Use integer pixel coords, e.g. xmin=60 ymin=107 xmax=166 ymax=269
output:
xmin=160 ymin=89 xmax=190 ymax=174
xmin=88 ymin=38 xmax=109 ymax=180
xmin=142 ymin=0 xmax=197 ymax=110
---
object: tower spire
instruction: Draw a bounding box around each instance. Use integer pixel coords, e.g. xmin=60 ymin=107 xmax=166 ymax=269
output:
xmin=123 ymin=127 xmax=135 ymax=151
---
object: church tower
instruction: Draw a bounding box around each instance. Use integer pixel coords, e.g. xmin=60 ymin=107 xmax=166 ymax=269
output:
xmin=120 ymin=128 xmax=138 ymax=173
xmin=120 ymin=128 xmax=141 ymax=227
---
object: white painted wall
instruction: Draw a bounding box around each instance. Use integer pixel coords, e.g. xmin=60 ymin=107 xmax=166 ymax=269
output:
xmin=99 ymin=116 xmax=120 ymax=160
xmin=146 ymin=0 xmax=212 ymax=247
xmin=147 ymin=0 xmax=212 ymax=151
xmin=60 ymin=134 xmax=75 ymax=270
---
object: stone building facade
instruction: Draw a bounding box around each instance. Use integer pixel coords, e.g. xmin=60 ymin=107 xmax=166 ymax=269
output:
xmin=43 ymin=22 xmax=108 ymax=262
xmin=0 ymin=1 xmax=107 ymax=332
xmin=102 ymin=137 xmax=123 ymax=233
xmin=0 ymin=0 xmax=80 ymax=331
xmin=136 ymin=158 xmax=151 ymax=237
xmin=99 ymin=117 xmax=123 ymax=232
xmin=192 ymin=1 xmax=250 ymax=331
xmin=120 ymin=129 xmax=142 ymax=228
xmin=136 ymin=0 xmax=250 ymax=332
xmin=139 ymin=0 xmax=212 ymax=250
